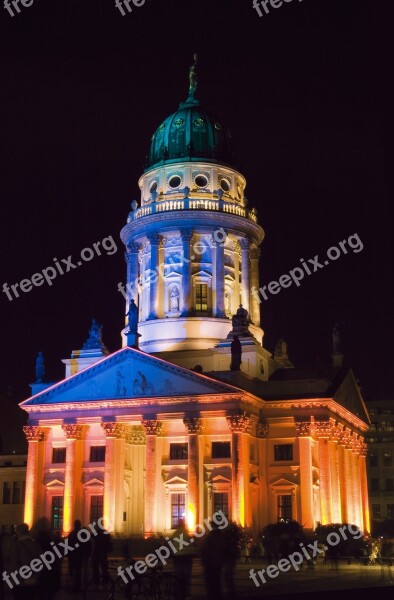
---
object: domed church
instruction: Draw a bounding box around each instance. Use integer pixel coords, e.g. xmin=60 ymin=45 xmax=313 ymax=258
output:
xmin=20 ymin=58 xmax=370 ymax=538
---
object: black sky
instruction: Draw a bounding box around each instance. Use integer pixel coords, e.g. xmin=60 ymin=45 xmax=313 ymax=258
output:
xmin=0 ymin=0 xmax=392 ymax=448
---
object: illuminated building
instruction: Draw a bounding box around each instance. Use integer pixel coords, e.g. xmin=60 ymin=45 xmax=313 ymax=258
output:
xmin=20 ymin=61 xmax=370 ymax=537
xmin=0 ymin=454 xmax=27 ymax=532
xmin=364 ymin=399 xmax=394 ymax=526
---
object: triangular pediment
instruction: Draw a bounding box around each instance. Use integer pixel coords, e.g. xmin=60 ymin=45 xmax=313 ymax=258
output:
xmin=45 ymin=478 xmax=64 ymax=488
xmin=332 ymin=369 xmax=371 ymax=427
xmin=21 ymin=347 xmax=241 ymax=407
xmin=83 ymin=477 xmax=104 ymax=487
xmin=269 ymin=476 xmax=298 ymax=488
xmin=192 ymin=270 xmax=212 ymax=279
xmin=211 ymin=474 xmax=232 ymax=484
xmin=165 ymin=475 xmax=187 ymax=486
xmin=164 ymin=271 xmax=181 ymax=280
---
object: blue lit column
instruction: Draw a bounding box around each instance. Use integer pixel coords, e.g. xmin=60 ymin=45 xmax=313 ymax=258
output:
xmin=215 ymin=235 xmax=226 ymax=318
xmin=148 ymin=234 xmax=161 ymax=320
xmin=125 ymin=242 xmax=140 ymax=311
xmin=181 ymin=229 xmax=193 ymax=316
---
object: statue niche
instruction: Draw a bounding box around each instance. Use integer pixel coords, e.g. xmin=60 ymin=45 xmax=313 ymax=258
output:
xmin=169 ymin=285 xmax=180 ymax=313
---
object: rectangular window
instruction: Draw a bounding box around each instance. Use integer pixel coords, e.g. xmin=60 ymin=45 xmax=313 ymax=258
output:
xmin=90 ymin=446 xmax=106 ymax=463
xmin=369 ymin=452 xmax=378 ymax=467
xmin=12 ymin=482 xmax=21 ymax=504
xmin=51 ymin=496 xmax=64 ymax=532
xmin=274 ymin=444 xmax=293 ymax=461
xmin=212 ymin=442 xmax=231 ymax=459
xmin=371 ymin=478 xmax=379 ymax=492
xmin=171 ymin=493 xmax=185 ymax=529
xmin=384 ymin=453 xmax=392 ymax=466
xmin=195 ymin=284 xmax=208 ymax=312
xmin=387 ymin=504 xmax=394 ymax=518
xmin=277 ymin=495 xmax=292 ymax=522
xmin=2 ymin=482 xmax=11 ymax=505
xmin=213 ymin=493 xmax=229 ymax=517
xmin=52 ymin=447 xmax=66 ymax=464
xmin=170 ymin=443 xmax=188 ymax=460
xmin=372 ymin=504 xmax=380 ymax=519
xmin=386 ymin=479 xmax=394 ymax=491
xmin=90 ymin=495 xmax=103 ymax=524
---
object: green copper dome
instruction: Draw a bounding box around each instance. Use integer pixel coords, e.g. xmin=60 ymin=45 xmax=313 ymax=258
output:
xmin=145 ymin=95 xmax=235 ymax=172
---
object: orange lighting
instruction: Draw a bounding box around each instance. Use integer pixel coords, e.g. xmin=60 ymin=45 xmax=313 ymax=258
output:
xmin=63 ymin=501 xmax=72 ymax=536
xmin=187 ymin=502 xmax=196 ymax=532
xmin=239 ymin=491 xmax=245 ymax=526
xmin=24 ymin=495 xmax=34 ymax=529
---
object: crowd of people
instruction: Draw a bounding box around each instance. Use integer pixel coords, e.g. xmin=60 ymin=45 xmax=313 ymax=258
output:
xmin=3 ymin=516 xmax=391 ymax=599
xmin=0 ymin=518 xmax=112 ymax=600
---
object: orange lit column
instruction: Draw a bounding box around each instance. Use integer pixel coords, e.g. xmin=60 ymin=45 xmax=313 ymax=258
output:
xmin=101 ymin=422 xmax=126 ymax=533
xmin=296 ymin=421 xmax=315 ymax=531
xmin=227 ymin=411 xmax=250 ymax=525
xmin=337 ymin=431 xmax=348 ymax=522
xmin=359 ymin=442 xmax=370 ymax=533
xmin=328 ymin=438 xmax=342 ymax=522
xmin=147 ymin=234 xmax=161 ymax=320
xmin=181 ymin=229 xmax=193 ymax=316
xmin=142 ymin=419 xmax=162 ymax=534
xmin=184 ymin=418 xmax=203 ymax=530
xmin=250 ymin=247 xmax=261 ymax=326
xmin=240 ymin=238 xmax=250 ymax=315
xmin=23 ymin=426 xmax=47 ymax=529
xmin=344 ymin=436 xmax=356 ymax=524
xmin=316 ymin=424 xmax=333 ymax=525
xmin=62 ymin=424 xmax=85 ymax=535
xmin=352 ymin=440 xmax=363 ymax=530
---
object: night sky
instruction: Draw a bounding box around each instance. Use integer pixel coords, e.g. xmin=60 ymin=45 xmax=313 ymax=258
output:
xmin=0 ymin=0 xmax=392 ymax=451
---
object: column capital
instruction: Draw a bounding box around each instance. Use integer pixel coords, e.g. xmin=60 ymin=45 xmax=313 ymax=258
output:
xmin=23 ymin=425 xmax=48 ymax=442
xmin=250 ymin=247 xmax=261 ymax=260
xmin=142 ymin=419 xmax=163 ymax=436
xmin=62 ymin=424 xmax=88 ymax=440
xmin=295 ymin=420 xmax=315 ymax=437
xmin=256 ymin=422 xmax=269 ymax=438
xmin=181 ymin=229 xmax=194 ymax=242
xmin=226 ymin=411 xmax=251 ymax=433
xmin=313 ymin=418 xmax=335 ymax=439
xmin=232 ymin=240 xmax=241 ymax=254
xmin=127 ymin=242 xmax=140 ymax=254
xmin=101 ymin=422 xmax=126 ymax=439
xmin=183 ymin=417 xmax=204 ymax=434
xmin=337 ymin=428 xmax=356 ymax=449
xmin=126 ymin=425 xmax=146 ymax=445
xmin=147 ymin=233 xmax=162 ymax=246
xmin=359 ymin=441 xmax=368 ymax=456
xmin=239 ymin=238 xmax=250 ymax=251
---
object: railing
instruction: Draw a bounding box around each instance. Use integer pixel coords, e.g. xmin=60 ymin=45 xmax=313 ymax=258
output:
xmin=129 ymin=197 xmax=258 ymax=223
